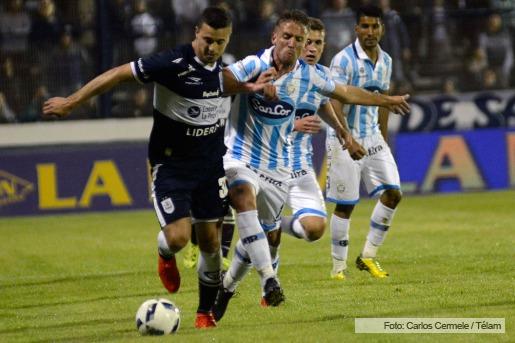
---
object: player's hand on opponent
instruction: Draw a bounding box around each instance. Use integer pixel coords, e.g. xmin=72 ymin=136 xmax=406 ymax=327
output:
xmin=294 ymin=115 xmax=322 ymax=134
xmin=383 ymin=94 xmax=410 ymax=115
xmin=43 ymin=97 xmax=74 ymax=118
xmin=348 ymin=137 xmax=366 ymax=160
xmin=256 ymin=67 xmax=278 ymax=101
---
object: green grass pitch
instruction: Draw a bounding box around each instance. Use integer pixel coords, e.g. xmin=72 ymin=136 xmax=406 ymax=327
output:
xmin=0 ymin=190 xmax=513 ymax=342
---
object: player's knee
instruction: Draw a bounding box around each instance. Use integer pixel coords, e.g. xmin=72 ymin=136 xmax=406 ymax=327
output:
xmin=334 ymin=204 xmax=354 ymax=218
xmin=382 ymin=189 xmax=402 ymax=208
xmin=229 ymin=185 xmax=256 ymax=211
xmin=267 ymin=229 xmax=281 ymax=246
xmin=163 ymin=223 xmax=190 ymax=251
xmin=302 ymin=217 xmax=326 ymax=241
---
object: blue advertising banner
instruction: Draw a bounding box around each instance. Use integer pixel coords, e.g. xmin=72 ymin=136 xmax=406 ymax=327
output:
xmin=1 ymin=129 xmax=514 ymax=217
xmin=395 ymin=129 xmax=515 ymax=193
xmin=0 ymin=143 xmax=151 ymax=217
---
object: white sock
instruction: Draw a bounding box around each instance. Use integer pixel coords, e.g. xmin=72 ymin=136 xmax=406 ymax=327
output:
xmin=280 ymin=216 xmax=308 ymax=240
xmin=330 ymin=215 xmax=350 ymax=272
xmin=362 ymin=201 xmax=396 ymax=258
xmin=157 ymin=230 xmax=174 ymax=258
xmin=197 ymin=250 xmax=221 ymax=286
xmin=223 ymin=240 xmax=252 ymax=292
xmin=236 ymin=211 xmax=275 ymax=286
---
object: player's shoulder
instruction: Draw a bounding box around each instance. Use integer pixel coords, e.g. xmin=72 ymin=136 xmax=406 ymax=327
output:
xmin=379 ymin=47 xmax=393 ymax=66
xmin=314 ymin=63 xmax=330 ymax=76
xmin=330 ymin=44 xmax=354 ymax=66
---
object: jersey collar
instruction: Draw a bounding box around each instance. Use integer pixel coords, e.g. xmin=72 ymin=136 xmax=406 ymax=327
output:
xmin=352 ymin=38 xmax=384 ymax=66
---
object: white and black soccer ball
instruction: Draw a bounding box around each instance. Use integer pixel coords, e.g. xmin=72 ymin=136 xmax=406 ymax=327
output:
xmin=135 ymin=298 xmax=181 ymax=335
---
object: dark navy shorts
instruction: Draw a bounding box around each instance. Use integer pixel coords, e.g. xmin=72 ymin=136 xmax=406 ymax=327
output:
xmin=151 ymin=162 xmax=228 ymax=226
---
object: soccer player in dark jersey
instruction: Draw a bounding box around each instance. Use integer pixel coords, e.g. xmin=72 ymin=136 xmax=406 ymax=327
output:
xmin=43 ymin=7 xmax=273 ymax=329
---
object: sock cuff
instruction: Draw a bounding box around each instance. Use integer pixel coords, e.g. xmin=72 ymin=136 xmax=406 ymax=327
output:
xmin=331 ymin=214 xmax=350 ymax=226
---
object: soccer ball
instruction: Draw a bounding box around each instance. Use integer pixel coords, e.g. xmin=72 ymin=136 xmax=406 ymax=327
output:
xmin=135 ymin=298 xmax=181 ymax=335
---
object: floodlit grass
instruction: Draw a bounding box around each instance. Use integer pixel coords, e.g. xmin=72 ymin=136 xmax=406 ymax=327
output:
xmin=0 ymin=190 xmax=513 ymax=342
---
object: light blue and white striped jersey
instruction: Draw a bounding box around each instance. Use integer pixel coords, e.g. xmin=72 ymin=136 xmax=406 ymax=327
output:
xmin=225 ymin=47 xmax=335 ymax=172
xmin=329 ymin=39 xmax=392 ymax=138
xmin=290 ymin=63 xmax=330 ymax=171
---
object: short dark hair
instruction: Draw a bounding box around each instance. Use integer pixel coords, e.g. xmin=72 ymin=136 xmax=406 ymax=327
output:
xmin=356 ymin=4 xmax=383 ymax=22
xmin=307 ymin=17 xmax=325 ymax=32
xmin=197 ymin=6 xmax=232 ymax=29
xmin=275 ymin=9 xmax=309 ymax=30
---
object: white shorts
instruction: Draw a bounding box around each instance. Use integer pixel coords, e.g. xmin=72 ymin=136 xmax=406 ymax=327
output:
xmin=326 ymin=133 xmax=401 ymax=204
xmin=223 ymin=156 xmax=290 ymax=232
xmin=287 ymin=168 xmax=326 ymax=219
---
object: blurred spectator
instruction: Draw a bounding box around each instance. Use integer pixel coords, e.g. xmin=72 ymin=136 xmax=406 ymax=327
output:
xmin=0 ymin=0 xmax=31 ymax=56
xmin=442 ymin=77 xmax=459 ymax=94
xmin=379 ymin=0 xmax=411 ymax=90
xmin=0 ymin=92 xmax=17 ymax=123
xmin=482 ymin=68 xmax=502 ymax=90
xmin=464 ymin=47 xmax=487 ymax=90
xmin=107 ymin=0 xmax=133 ymax=63
xmin=20 ymin=85 xmax=49 ymax=122
xmin=320 ymin=0 xmax=355 ymax=65
xmin=172 ymin=0 xmax=208 ymax=45
xmin=0 ymin=56 xmax=25 ymax=114
xmin=478 ymin=13 xmax=513 ymax=87
xmin=131 ymin=0 xmax=161 ymax=57
xmin=427 ymin=0 xmax=453 ymax=62
xmin=29 ymin=0 xmax=62 ymax=51
xmin=47 ymin=27 xmax=91 ymax=96
xmin=112 ymin=88 xmax=152 ymax=118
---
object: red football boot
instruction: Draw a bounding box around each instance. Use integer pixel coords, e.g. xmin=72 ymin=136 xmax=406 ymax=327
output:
xmin=195 ymin=312 xmax=217 ymax=329
xmin=158 ymin=254 xmax=180 ymax=293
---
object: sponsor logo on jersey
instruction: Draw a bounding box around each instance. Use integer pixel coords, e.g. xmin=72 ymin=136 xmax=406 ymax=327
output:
xmin=187 ymin=106 xmax=201 ymax=118
xmin=188 ymin=76 xmax=202 ymax=84
xmin=172 ymin=57 xmax=183 ymax=63
xmin=202 ymin=90 xmax=220 ymax=98
xmin=185 ymin=119 xmax=225 ymax=137
xmin=0 ymin=170 xmax=34 ymax=207
xmin=294 ymin=108 xmax=315 ymax=120
xmin=178 ymin=64 xmax=196 ymax=77
xmin=249 ymin=97 xmax=293 ymax=119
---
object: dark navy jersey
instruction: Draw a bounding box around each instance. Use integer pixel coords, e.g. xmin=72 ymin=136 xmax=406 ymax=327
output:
xmin=130 ymin=44 xmax=231 ymax=168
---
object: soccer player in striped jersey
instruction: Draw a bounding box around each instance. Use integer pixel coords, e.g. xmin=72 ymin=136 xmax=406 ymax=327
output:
xmin=42 ymin=7 xmax=273 ymax=329
xmin=213 ymin=9 xmax=410 ymax=321
xmin=280 ymin=17 xmax=364 ymax=244
xmin=326 ymin=4 xmax=404 ymax=280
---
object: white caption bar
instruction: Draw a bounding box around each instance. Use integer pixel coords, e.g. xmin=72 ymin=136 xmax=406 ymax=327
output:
xmin=355 ymin=318 xmax=505 ymax=334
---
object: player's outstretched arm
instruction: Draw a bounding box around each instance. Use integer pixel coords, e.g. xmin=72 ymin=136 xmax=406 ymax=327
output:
xmin=331 ymin=84 xmax=410 ymax=115
xmin=43 ymin=63 xmax=135 ymax=118
xmin=317 ymin=102 xmax=351 ymax=148
xmin=221 ymin=68 xmax=277 ymax=99
xmin=329 ymin=98 xmax=366 ymax=160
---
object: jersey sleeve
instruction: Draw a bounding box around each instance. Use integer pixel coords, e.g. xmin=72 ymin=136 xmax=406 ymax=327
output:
xmin=329 ymin=53 xmax=351 ymax=85
xmin=311 ymin=65 xmax=336 ymax=97
xmin=130 ymin=50 xmax=176 ymax=84
xmin=227 ymin=55 xmax=264 ymax=82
